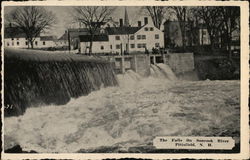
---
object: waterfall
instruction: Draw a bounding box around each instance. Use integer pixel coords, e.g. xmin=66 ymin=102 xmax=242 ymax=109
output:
xmin=150 ymin=63 xmax=177 ymax=81
xmin=4 ymin=48 xmax=118 ymax=117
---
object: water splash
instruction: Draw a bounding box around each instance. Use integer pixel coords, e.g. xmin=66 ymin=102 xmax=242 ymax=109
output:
xmin=4 ymin=68 xmax=240 ymax=153
xmin=149 ymin=63 xmax=177 ymax=81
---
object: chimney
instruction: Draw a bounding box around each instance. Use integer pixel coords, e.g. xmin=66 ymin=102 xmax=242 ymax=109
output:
xmin=144 ymin=17 xmax=148 ymax=25
xmin=119 ymin=18 xmax=123 ymax=27
xmin=138 ymin=21 xmax=142 ymax=27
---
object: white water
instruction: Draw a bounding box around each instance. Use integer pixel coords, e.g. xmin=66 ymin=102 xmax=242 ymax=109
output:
xmin=4 ymin=64 xmax=240 ymax=153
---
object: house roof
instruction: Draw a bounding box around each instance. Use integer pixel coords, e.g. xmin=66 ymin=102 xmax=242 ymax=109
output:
xmin=59 ymin=28 xmax=91 ymax=41
xmin=40 ymin=36 xmax=56 ymax=41
xmin=79 ymin=35 xmax=109 ymax=42
xmin=105 ymin=26 xmax=142 ymax=35
xmin=4 ymin=27 xmax=26 ymax=38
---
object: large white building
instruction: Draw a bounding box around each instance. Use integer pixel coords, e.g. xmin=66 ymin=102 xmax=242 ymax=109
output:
xmin=79 ymin=23 xmax=164 ymax=54
xmin=77 ymin=7 xmax=164 ymax=54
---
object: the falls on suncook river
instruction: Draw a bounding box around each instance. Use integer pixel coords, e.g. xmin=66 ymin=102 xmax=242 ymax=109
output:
xmin=4 ymin=49 xmax=240 ymax=153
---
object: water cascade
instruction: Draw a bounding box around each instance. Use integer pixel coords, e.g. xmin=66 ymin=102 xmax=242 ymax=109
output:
xmin=149 ymin=63 xmax=177 ymax=81
xmin=4 ymin=48 xmax=118 ymax=117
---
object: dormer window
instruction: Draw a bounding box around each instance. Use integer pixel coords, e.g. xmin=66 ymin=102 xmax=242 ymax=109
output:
xmin=100 ymin=28 xmax=105 ymax=34
xmin=150 ymin=27 xmax=154 ymax=31
xmin=144 ymin=27 xmax=148 ymax=31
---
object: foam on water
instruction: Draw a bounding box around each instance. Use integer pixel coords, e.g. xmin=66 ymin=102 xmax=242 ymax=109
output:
xmin=4 ymin=65 xmax=240 ymax=153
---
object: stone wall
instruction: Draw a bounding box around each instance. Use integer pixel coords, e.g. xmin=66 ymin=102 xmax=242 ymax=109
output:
xmin=133 ymin=55 xmax=151 ymax=77
xmin=164 ymin=53 xmax=195 ymax=74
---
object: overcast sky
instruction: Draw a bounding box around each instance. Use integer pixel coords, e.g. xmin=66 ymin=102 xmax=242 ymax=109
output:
xmin=5 ymin=6 xmax=160 ymax=38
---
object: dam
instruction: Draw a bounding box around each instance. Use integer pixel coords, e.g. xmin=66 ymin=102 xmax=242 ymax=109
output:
xmin=3 ymin=48 xmax=240 ymax=153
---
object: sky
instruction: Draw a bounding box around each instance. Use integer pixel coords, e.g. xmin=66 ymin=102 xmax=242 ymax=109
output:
xmin=4 ymin=6 xmax=157 ymax=38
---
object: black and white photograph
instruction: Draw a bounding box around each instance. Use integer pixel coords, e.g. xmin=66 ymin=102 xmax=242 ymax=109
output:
xmin=1 ymin=0 xmax=249 ymax=159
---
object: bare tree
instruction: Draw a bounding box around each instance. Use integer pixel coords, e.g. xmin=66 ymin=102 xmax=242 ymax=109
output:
xmin=72 ymin=6 xmax=116 ymax=55
xmin=194 ymin=7 xmax=224 ymax=51
xmin=169 ymin=7 xmax=190 ymax=50
xmin=220 ymin=6 xmax=240 ymax=58
xmin=6 ymin=6 xmax=56 ymax=49
xmin=143 ymin=6 xmax=167 ymax=29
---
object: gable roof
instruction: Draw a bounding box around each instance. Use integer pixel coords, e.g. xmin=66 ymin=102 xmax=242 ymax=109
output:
xmin=105 ymin=26 xmax=142 ymax=35
xmin=79 ymin=35 xmax=109 ymax=42
xmin=58 ymin=32 xmax=68 ymax=41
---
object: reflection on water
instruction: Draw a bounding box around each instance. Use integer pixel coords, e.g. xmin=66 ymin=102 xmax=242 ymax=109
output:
xmin=4 ymin=64 xmax=240 ymax=153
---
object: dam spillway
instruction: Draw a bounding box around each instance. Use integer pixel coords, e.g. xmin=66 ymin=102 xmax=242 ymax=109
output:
xmin=4 ymin=48 xmax=118 ymax=117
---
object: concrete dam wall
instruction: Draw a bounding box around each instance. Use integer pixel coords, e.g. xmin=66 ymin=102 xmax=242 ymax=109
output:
xmin=4 ymin=49 xmax=118 ymax=117
xmin=106 ymin=53 xmax=195 ymax=78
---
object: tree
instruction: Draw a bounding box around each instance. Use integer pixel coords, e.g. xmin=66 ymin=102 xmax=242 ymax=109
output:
xmin=220 ymin=6 xmax=240 ymax=58
xmin=194 ymin=7 xmax=224 ymax=51
xmin=72 ymin=6 xmax=116 ymax=55
xmin=143 ymin=6 xmax=167 ymax=29
xmin=169 ymin=7 xmax=189 ymax=50
xmin=7 ymin=6 xmax=56 ymax=49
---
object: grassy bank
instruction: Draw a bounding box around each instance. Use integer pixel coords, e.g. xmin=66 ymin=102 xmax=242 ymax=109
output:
xmin=194 ymin=56 xmax=240 ymax=80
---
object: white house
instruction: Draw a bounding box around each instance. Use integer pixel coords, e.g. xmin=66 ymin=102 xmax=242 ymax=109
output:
xmin=4 ymin=27 xmax=57 ymax=49
xmin=79 ymin=23 xmax=164 ymax=54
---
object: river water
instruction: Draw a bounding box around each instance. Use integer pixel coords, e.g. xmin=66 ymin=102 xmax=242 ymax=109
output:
xmin=4 ymin=64 xmax=240 ymax=153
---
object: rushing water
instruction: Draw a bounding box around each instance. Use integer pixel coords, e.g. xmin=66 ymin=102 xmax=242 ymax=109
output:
xmin=4 ymin=63 xmax=240 ymax=153
xmin=4 ymin=48 xmax=117 ymax=116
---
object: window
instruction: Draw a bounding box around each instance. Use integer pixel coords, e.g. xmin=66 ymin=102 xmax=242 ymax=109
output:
xmin=25 ymin=41 xmax=28 ymax=45
xmin=115 ymin=36 xmax=120 ymax=40
xmin=7 ymin=42 xmax=9 ymax=46
xmin=137 ymin=43 xmax=142 ymax=48
xmin=142 ymin=43 xmax=146 ymax=48
xmin=150 ymin=27 xmax=154 ymax=31
xmin=144 ymin=27 xmax=148 ymax=31
xmin=35 ymin=41 xmax=38 ymax=45
xmin=130 ymin=44 xmax=135 ymax=48
xmin=17 ymin=42 xmax=19 ymax=46
xmin=130 ymin=35 xmax=134 ymax=40
xmin=101 ymin=45 xmax=104 ymax=50
xmin=142 ymin=35 xmax=146 ymax=39
xmin=137 ymin=35 xmax=141 ymax=40
xmin=202 ymin=30 xmax=206 ymax=35
xmin=155 ymin=34 xmax=159 ymax=39
xmin=11 ymin=38 xmax=14 ymax=41
xmin=43 ymin=41 xmax=46 ymax=45
xmin=116 ymin=44 xmax=120 ymax=49
xmin=155 ymin=43 xmax=159 ymax=47
xmin=110 ymin=45 xmax=112 ymax=49
xmin=17 ymin=38 xmax=19 ymax=40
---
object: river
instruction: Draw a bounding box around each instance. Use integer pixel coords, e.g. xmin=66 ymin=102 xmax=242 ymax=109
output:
xmin=4 ymin=64 xmax=240 ymax=153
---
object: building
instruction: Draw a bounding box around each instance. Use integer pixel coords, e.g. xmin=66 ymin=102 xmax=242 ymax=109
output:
xmin=57 ymin=28 xmax=90 ymax=50
xmin=163 ymin=20 xmax=210 ymax=48
xmin=79 ymin=23 xmax=164 ymax=54
xmin=4 ymin=26 xmax=57 ymax=48
xmin=78 ymin=7 xmax=164 ymax=54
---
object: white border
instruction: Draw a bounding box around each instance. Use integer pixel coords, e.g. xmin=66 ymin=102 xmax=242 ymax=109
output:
xmin=1 ymin=0 xmax=249 ymax=159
